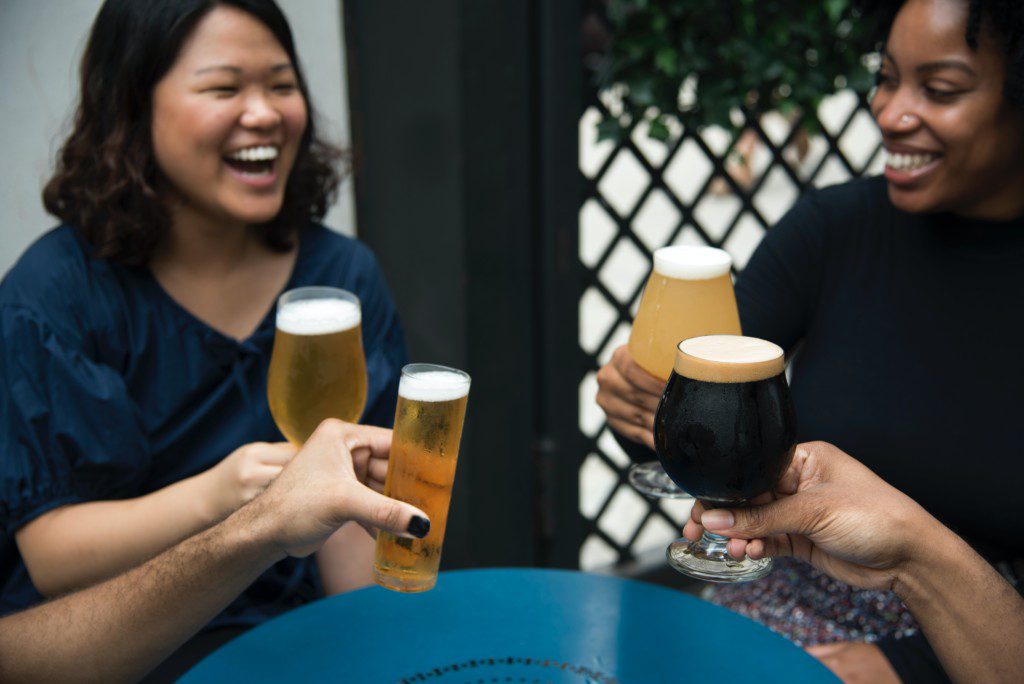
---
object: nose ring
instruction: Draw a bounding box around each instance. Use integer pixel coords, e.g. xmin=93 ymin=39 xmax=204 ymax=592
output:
xmin=900 ymin=114 xmax=913 ymax=125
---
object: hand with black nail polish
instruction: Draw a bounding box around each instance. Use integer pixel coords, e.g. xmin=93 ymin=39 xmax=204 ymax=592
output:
xmin=247 ymin=419 xmax=430 ymax=559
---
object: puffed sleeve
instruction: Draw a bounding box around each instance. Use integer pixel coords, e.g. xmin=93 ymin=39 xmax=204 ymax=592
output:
xmin=0 ymin=305 xmax=150 ymax=534
xmin=351 ymin=247 xmax=408 ymax=429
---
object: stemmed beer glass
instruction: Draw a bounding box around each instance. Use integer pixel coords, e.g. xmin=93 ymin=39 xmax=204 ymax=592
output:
xmin=627 ymin=246 xmax=741 ymax=499
xmin=653 ymin=335 xmax=796 ymax=582
xmin=267 ymin=287 xmax=368 ymax=444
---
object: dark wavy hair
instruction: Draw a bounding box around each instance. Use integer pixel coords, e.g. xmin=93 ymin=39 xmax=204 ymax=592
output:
xmin=42 ymin=0 xmax=343 ymax=265
xmin=860 ymin=0 xmax=1024 ymax=109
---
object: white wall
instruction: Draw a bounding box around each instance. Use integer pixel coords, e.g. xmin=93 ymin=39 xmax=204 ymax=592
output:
xmin=0 ymin=0 xmax=355 ymax=276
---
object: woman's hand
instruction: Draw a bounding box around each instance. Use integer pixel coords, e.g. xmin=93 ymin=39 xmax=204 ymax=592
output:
xmin=249 ymin=419 xmax=428 ymax=558
xmin=203 ymin=441 xmax=298 ymax=520
xmin=805 ymin=642 xmax=900 ymax=684
xmin=682 ymin=441 xmax=937 ymax=592
xmin=595 ymin=345 xmax=665 ymax=450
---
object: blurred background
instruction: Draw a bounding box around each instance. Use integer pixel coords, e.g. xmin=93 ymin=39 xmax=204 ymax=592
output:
xmin=0 ymin=0 xmax=881 ymax=587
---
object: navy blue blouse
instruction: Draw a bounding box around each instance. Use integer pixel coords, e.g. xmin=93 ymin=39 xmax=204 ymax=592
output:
xmin=0 ymin=224 xmax=407 ymax=624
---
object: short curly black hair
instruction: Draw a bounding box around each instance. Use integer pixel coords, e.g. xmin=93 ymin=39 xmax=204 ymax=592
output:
xmin=860 ymin=0 xmax=1024 ymax=109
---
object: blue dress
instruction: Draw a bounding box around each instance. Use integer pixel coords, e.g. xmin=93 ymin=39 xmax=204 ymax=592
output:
xmin=0 ymin=223 xmax=407 ymax=625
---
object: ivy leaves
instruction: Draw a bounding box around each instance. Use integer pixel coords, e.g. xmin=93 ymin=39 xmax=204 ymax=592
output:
xmin=596 ymin=0 xmax=878 ymax=142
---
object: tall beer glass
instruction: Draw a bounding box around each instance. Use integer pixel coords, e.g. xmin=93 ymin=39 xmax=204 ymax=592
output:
xmin=627 ymin=246 xmax=741 ymax=498
xmin=373 ymin=364 xmax=470 ymax=593
xmin=267 ymin=287 xmax=368 ymax=445
xmin=654 ymin=335 xmax=796 ymax=582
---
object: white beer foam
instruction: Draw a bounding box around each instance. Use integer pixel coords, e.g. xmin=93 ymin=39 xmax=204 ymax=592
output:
xmin=653 ymin=245 xmax=732 ymax=280
xmin=680 ymin=335 xmax=782 ymax=364
xmin=400 ymin=370 xmax=470 ymax=402
xmin=276 ymin=298 xmax=361 ymax=335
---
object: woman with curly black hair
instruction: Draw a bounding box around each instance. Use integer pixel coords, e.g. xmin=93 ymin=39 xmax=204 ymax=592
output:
xmin=0 ymin=0 xmax=406 ymax=678
xmin=597 ymin=0 xmax=1024 ymax=681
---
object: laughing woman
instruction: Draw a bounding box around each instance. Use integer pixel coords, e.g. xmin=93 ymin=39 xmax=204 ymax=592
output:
xmin=0 ymin=0 xmax=405 ymax=678
xmin=596 ymin=0 xmax=1024 ymax=682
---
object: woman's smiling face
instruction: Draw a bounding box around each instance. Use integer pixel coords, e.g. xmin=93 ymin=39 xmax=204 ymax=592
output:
xmin=150 ymin=5 xmax=308 ymax=228
xmin=872 ymin=0 xmax=1024 ymax=219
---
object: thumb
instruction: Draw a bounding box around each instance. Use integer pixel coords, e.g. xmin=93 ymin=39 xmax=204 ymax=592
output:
xmin=344 ymin=483 xmax=431 ymax=540
xmin=700 ymin=495 xmax=819 ymax=540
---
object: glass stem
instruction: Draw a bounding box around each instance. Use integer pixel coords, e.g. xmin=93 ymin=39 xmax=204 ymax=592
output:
xmin=697 ymin=531 xmax=731 ymax=557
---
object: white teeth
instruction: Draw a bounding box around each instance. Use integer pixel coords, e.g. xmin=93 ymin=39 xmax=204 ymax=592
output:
xmin=227 ymin=145 xmax=279 ymax=162
xmin=885 ymin=151 xmax=938 ymax=171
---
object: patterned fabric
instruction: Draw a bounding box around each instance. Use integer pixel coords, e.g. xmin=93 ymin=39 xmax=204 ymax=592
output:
xmin=704 ymin=558 xmax=918 ymax=647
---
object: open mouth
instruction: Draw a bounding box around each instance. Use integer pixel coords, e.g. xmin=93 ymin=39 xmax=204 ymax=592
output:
xmin=223 ymin=145 xmax=279 ymax=177
xmin=885 ymin=150 xmax=940 ymax=172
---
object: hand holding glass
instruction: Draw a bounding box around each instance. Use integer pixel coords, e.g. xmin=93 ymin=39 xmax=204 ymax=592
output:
xmin=627 ymin=246 xmax=741 ymax=498
xmin=653 ymin=335 xmax=796 ymax=582
xmin=373 ymin=364 xmax=471 ymax=593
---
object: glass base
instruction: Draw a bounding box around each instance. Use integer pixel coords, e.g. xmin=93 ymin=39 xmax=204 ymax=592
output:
xmin=628 ymin=462 xmax=694 ymax=499
xmin=372 ymin=567 xmax=436 ymax=593
xmin=666 ymin=533 xmax=773 ymax=583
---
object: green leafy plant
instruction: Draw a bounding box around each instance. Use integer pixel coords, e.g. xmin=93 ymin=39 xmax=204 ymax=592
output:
xmin=596 ymin=0 xmax=879 ymax=142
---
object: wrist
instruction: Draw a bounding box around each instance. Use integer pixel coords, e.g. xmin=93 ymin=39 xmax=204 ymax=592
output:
xmin=892 ymin=513 xmax=970 ymax=609
xmin=189 ymin=469 xmax=231 ymax=526
xmin=223 ymin=497 xmax=289 ymax=567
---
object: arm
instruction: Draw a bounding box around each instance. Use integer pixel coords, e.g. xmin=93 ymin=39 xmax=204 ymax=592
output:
xmin=317 ymin=523 xmax=377 ymax=594
xmin=595 ymin=190 xmax=829 ymax=451
xmin=733 ymin=187 xmax=827 ymax=350
xmin=894 ymin=523 xmax=1024 ymax=683
xmin=315 ymin=246 xmax=408 ymax=592
xmin=0 ymin=420 xmax=428 ymax=684
xmin=0 ymin=305 xmax=297 ymax=598
xmin=0 ymin=497 xmax=279 ymax=683
xmin=687 ymin=441 xmax=1024 ymax=683
xmin=315 ymin=424 xmax=394 ymax=594
xmin=16 ymin=441 xmax=295 ymax=597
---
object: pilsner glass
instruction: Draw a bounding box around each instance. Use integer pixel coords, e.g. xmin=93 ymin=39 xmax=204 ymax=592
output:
xmin=626 ymin=246 xmax=741 ymax=499
xmin=654 ymin=335 xmax=796 ymax=582
xmin=267 ymin=287 xmax=368 ymax=445
xmin=373 ymin=364 xmax=470 ymax=593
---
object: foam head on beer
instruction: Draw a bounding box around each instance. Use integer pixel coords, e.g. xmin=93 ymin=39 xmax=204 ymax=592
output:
xmin=653 ymin=245 xmax=733 ymax=280
xmin=399 ymin=370 xmax=471 ymax=402
xmin=674 ymin=334 xmax=785 ymax=383
xmin=275 ymin=297 xmax=361 ymax=335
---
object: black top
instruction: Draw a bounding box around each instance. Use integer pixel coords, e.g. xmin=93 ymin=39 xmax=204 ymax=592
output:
xmin=619 ymin=176 xmax=1024 ymax=681
xmin=739 ymin=176 xmax=1024 ymax=561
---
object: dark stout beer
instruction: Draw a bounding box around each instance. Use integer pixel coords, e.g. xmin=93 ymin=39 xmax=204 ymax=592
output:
xmin=653 ymin=335 xmax=796 ymax=581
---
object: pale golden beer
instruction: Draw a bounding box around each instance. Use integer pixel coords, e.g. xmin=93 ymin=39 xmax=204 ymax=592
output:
xmin=267 ymin=287 xmax=368 ymax=445
xmin=373 ymin=365 xmax=470 ymax=593
xmin=628 ymin=246 xmax=741 ymax=381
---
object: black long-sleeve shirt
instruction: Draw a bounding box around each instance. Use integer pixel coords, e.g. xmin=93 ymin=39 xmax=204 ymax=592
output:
xmin=619 ymin=176 xmax=1024 ymax=682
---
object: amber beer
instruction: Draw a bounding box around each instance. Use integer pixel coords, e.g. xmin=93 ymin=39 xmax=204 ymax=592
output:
xmin=628 ymin=246 xmax=741 ymax=381
xmin=267 ymin=287 xmax=367 ymax=445
xmin=373 ymin=365 xmax=470 ymax=593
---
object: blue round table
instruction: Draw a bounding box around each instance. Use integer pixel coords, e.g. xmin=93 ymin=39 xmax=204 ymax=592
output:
xmin=182 ymin=568 xmax=836 ymax=683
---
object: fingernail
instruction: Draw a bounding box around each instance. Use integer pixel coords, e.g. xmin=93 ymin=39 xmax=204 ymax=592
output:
xmin=701 ymin=509 xmax=734 ymax=530
xmin=407 ymin=515 xmax=430 ymax=539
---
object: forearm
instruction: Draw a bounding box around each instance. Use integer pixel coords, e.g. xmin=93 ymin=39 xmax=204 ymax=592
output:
xmin=317 ymin=522 xmax=376 ymax=594
xmin=896 ymin=524 xmax=1024 ymax=683
xmin=18 ymin=472 xmax=221 ymax=596
xmin=0 ymin=503 xmax=281 ymax=684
